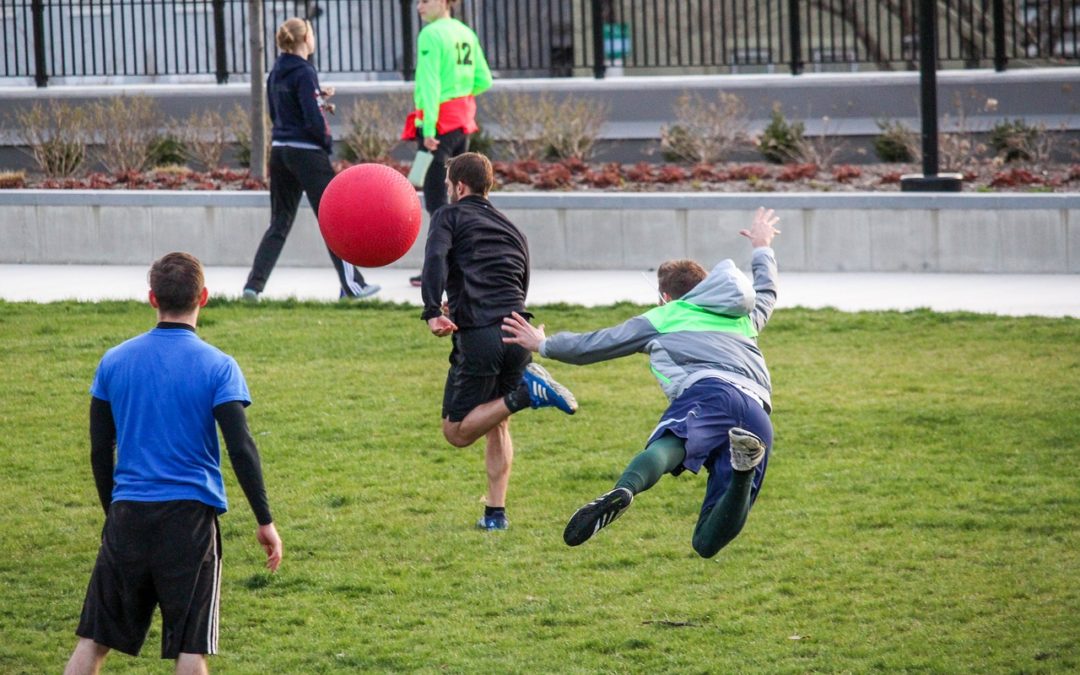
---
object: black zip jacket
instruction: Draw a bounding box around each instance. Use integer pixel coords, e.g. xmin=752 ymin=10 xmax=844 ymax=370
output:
xmin=421 ymin=195 xmax=530 ymax=329
xmin=267 ymin=53 xmax=332 ymax=153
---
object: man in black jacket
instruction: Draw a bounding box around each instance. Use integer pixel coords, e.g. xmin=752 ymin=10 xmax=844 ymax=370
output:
xmin=421 ymin=152 xmax=576 ymax=531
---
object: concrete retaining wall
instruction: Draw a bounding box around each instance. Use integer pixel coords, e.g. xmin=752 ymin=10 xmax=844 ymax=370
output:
xmin=2 ymin=191 xmax=1078 ymax=273
xmin=1 ymin=68 xmax=1078 ymax=168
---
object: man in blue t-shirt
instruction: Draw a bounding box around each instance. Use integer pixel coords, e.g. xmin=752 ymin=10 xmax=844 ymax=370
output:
xmin=65 ymin=252 xmax=282 ymax=675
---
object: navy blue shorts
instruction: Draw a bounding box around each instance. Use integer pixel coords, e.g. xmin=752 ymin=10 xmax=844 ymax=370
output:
xmin=647 ymin=378 xmax=773 ymax=514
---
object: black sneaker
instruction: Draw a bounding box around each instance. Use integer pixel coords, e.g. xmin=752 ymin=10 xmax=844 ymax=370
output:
xmin=409 ymin=275 xmax=422 ymax=287
xmin=563 ymin=487 xmax=633 ymax=546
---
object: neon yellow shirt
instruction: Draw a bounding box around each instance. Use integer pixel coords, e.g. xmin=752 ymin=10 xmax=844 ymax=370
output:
xmin=414 ymin=17 xmax=493 ymax=138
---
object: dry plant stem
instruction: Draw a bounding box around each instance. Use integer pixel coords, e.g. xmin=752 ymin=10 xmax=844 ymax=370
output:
xmin=89 ymin=96 xmax=162 ymax=174
xmin=794 ymin=117 xmax=847 ymax=169
xmin=13 ymin=101 xmax=88 ymax=177
xmin=342 ymin=93 xmax=409 ymax=162
xmin=229 ymin=104 xmax=271 ymax=169
xmin=487 ymin=92 xmax=552 ymax=161
xmin=936 ymin=89 xmax=992 ymax=172
xmin=542 ymin=96 xmax=608 ymax=161
xmin=176 ymin=109 xmax=229 ymax=170
xmin=660 ymin=92 xmax=750 ymax=164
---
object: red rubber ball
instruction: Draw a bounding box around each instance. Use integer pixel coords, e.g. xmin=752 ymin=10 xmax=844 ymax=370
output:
xmin=318 ymin=163 xmax=422 ymax=268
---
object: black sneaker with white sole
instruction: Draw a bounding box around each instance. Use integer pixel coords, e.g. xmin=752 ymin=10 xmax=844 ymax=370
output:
xmin=563 ymin=487 xmax=634 ymax=546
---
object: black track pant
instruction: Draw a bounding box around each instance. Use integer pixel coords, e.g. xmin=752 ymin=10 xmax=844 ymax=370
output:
xmin=421 ymin=129 xmax=470 ymax=215
xmin=245 ymin=146 xmax=368 ymax=295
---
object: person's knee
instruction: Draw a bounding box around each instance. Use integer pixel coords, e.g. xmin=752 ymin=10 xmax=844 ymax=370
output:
xmin=442 ymin=422 xmax=474 ymax=448
xmin=691 ymin=533 xmax=721 ymax=559
xmin=175 ymin=652 xmax=209 ymax=675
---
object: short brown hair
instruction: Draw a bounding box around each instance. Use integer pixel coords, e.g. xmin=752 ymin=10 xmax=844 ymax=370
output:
xmin=446 ymin=152 xmax=494 ymax=196
xmin=657 ymin=259 xmax=707 ymax=300
xmin=149 ymin=252 xmax=205 ymax=313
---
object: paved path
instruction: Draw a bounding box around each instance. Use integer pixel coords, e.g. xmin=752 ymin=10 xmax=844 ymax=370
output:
xmin=1 ymin=265 xmax=1078 ymax=318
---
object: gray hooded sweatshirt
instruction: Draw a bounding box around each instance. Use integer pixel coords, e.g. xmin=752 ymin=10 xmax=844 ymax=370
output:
xmin=539 ymin=247 xmax=778 ymax=412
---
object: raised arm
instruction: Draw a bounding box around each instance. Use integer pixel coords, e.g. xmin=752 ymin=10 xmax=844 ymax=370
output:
xmin=740 ymin=207 xmax=781 ymax=332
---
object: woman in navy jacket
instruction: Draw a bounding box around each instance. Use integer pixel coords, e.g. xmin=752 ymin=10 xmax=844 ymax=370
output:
xmin=243 ymin=18 xmax=379 ymax=302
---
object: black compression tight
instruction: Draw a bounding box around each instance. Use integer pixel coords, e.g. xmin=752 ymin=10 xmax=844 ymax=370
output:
xmin=614 ymin=433 xmax=756 ymax=559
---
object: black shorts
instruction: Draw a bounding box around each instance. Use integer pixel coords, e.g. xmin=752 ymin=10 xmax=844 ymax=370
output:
xmin=442 ymin=322 xmax=532 ymax=422
xmin=75 ymin=500 xmax=222 ymax=659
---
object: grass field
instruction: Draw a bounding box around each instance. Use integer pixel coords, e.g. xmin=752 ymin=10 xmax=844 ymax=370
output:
xmin=0 ymin=299 xmax=1077 ymax=674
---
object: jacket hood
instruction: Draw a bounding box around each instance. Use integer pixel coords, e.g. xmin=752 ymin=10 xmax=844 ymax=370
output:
xmin=679 ymin=259 xmax=755 ymax=316
xmin=274 ymin=53 xmax=312 ymax=76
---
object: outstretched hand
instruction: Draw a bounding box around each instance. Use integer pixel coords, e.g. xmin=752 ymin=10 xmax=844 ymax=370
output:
xmin=257 ymin=523 xmax=282 ymax=572
xmin=739 ymin=207 xmax=781 ymax=248
xmin=501 ymin=311 xmax=546 ymax=353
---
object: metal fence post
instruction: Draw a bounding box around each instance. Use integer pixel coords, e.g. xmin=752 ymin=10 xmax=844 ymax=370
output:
xmin=213 ymin=0 xmax=228 ymax=83
xmin=992 ymin=0 xmax=1007 ymax=72
xmin=31 ymin=0 xmax=48 ymax=87
xmin=590 ymin=0 xmax=605 ymax=78
xmin=401 ymin=0 xmax=415 ymax=81
xmin=788 ymin=0 xmax=802 ymax=75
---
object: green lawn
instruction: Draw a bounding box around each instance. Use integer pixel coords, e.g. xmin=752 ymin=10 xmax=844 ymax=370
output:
xmin=0 ymin=300 xmax=1077 ymax=673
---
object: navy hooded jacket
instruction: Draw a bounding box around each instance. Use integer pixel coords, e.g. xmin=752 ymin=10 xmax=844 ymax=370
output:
xmin=267 ymin=53 xmax=332 ymax=153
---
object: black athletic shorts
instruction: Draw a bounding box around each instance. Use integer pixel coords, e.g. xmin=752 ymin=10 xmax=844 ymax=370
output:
xmin=75 ymin=500 xmax=222 ymax=659
xmin=442 ymin=321 xmax=532 ymax=422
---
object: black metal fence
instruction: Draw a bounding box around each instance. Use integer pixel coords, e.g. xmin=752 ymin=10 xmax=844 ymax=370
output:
xmin=2 ymin=0 xmax=1077 ymax=86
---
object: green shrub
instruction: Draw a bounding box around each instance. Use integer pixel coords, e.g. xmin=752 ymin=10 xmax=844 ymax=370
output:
xmin=989 ymin=118 xmax=1039 ymax=163
xmin=148 ymin=135 xmax=188 ymax=168
xmin=467 ymin=126 xmax=495 ymax=158
xmin=874 ymin=119 xmax=917 ymax=163
xmin=756 ymin=105 xmax=805 ymax=164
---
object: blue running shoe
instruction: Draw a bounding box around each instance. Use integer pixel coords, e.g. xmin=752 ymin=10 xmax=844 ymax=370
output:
xmin=522 ymin=363 xmax=578 ymax=414
xmin=476 ymin=513 xmax=509 ymax=531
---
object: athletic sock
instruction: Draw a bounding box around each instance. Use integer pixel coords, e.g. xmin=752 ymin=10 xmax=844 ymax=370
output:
xmin=485 ymin=506 xmax=505 ymax=517
xmin=614 ymin=434 xmax=687 ymax=494
xmin=503 ymin=382 xmax=531 ymax=413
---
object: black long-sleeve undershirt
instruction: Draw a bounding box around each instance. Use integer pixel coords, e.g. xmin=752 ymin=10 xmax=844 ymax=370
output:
xmin=88 ymin=397 xmax=273 ymax=526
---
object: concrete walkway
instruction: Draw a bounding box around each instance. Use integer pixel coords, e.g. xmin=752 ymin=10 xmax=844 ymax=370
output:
xmin=2 ymin=264 xmax=1078 ymax=318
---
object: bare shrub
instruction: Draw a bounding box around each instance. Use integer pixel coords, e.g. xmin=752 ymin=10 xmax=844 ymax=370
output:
xmin=791 ymin=116 xmax=848 ymax=170
xmin=0 ymin=170 xmax=26 ymax=189
xmin=173 ymin=108 xmax=229 ymax=170
xmin=660 ymin=92 xmax=750 ymax=164
xmin=12 ymin=101 xmax=89 ymax=177
xmin=341 ymin=93 xmax=409 ymax=162
xmin=486 ymin=92 xmax=552 ymax=161
xmin=88 ymin=96 xmax=163 ymax=174
xmin=229 ymin=104 xmax=270 ymax=170
xmin=936 ymin=91 xmax=992 ymax=171
xmin=540 ymin=96 xmax=608 ymax=161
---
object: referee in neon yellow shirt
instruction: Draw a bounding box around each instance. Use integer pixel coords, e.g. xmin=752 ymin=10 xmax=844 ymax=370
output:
xmin=407 ymin=0 xmax=492 ymax=217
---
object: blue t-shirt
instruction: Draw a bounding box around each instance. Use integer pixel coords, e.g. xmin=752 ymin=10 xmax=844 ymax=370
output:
xmin=90 ymin=326 xmax=251 ymax=513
